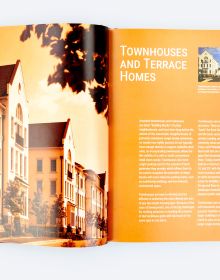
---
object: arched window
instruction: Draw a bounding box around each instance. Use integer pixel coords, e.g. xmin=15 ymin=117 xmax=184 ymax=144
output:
xmin=15 ymin=104 xmax=24 ymax=145
xmin=16 ymin=104 xmax=23 ymax=122
xmin=68 ymin=150 xmax=72 ymax=161
xmin=67 ymin=150 xmax=72 ymax=179
xmin=204 ymin=56 xmax=209 ymax=63
xmin=18 ymin=83 xmax=21 ymax=94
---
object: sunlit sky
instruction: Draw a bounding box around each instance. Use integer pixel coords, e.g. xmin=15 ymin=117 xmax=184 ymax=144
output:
xmin=0 ymin=25 xmax=108 ymax=174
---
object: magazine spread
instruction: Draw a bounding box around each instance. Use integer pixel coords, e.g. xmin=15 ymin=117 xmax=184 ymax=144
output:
xmin=1 ymin=24 xmax=220 ymax=247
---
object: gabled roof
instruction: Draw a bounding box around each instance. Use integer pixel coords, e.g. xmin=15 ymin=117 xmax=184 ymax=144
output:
xmin=0 ymin=60 xmax=20 ymax=97
xmin=84 ymin=169 xmax=97 ymax=177
xmin=29 ymin=120 xmax=70 ymax=148
xmin=0 ymin=64 xmax=15 ymax=96
xmin=75 ymin=162 xmax=85 ymax=171
xmin=200 ymin=50 xmax=213 ymax=57
xmin=200 ymin=50 xmax=219 ymax=64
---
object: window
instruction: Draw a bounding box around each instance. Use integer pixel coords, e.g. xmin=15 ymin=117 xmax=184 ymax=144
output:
xmin=24 ymin=156 xmax=27 ymax=178
xmin=37 ymin=180 xmax=43 ymax=193
xmin=71 ymin=212 xmax=75 ymax=226
xmin=11 ymin=117 xmax=14 ymax=138
xmin=68 ymin=163 xmax=71 ymax=172
xmin=24 ymin=128 xmax=27 ymax=147
xmin=16 ymin=104 xmax=23 ymax=122
xmin=91 ymin=186 xmax=93 ymax=201
xmin=65 ymin=181 xmax=67 ymax=197
xmin=20 ymin=154 xmax=23 ymax=176
xmin=67 ymin=182 xmax=69 ymax=198
xmin=68 ymin=150 xmax=71 ymax=161
xmin=70 ymin=185 xmax=72 ymax=199
xmin=76 ymin=173 xmax=79 ymax=186
xmin=16 ymin=104 xmax=23 ymax=146
xmin=18 ymin=83 xmax=21 ymax=94
xmin=204 ymin=56 xmax=208 ymax=63
xmin=50 ymin=209 xmax=56 ymax=225
xmin=15 ymin=151 xmax=18 ymax=174
xmin=16 ymin=123 xmax=22 ymax=138
xmin=50 ymin=159 xmax=56 ymax=172
xmin=37 ymin=159 xmax=43 ymax=172
xmin=76 ymin=191 xmax=78 ymax=205
xmin=11 ymin=148 xmax=14 ymax=171
xmin=50 ymin=180 xmax=56 ymax=196
xmin=23 ymin=193 xmax=27 ymax=216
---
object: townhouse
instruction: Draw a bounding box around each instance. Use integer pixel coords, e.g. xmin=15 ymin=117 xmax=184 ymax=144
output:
xmin=29 ymin=119 xmax=76 ymax=230
xmin=0 ymin=60 xmax=29 ymax=232
xmin=198 ymin=49 xmax=220 ymax=77
xmin=84 ymin=170 xmax=106 ymax=238
xmin=0 ymin=60 xmax=107 ymax=238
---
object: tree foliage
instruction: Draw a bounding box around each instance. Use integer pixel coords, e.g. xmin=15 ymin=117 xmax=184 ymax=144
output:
xmin=3 ymin=180 xmax=24 ymax=215
xmin=31 ymin=192 xmax=49 ymax=225
xmin=95 ymin=213 xmax=107 ymax=232
xmin=85 ymin=211 xmax=95 ymax=227
xmin=52 ymin=194 xmax=66 ymax=221
xmin=20 ymin=24 xmax=109 ymax=120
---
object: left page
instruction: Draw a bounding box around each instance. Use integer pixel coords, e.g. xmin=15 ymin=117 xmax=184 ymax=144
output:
xmin=0 ymin=23 xmax=109 ymax=247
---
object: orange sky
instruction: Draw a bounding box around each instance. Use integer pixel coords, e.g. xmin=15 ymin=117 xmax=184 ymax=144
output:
xmin=0 ymin=25 xmax=108 ymax=174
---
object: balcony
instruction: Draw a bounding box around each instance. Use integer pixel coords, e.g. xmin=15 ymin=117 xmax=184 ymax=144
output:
xmin=16 ymin=133 xmax=24 ymax=147
xmin=67 ymin=170 xmax=73 ymax=180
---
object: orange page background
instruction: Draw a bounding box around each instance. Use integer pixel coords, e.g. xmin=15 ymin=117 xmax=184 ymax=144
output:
xmin=109 ymin=29 xmax=220 ymax=242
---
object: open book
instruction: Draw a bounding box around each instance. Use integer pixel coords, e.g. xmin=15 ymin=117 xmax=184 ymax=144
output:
xmin=0 ymin=24 xmax=220 ymax=247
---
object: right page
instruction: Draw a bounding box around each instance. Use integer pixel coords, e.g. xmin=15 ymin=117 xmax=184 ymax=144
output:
xmin=109 ymin=29 xmax=220 ymax=242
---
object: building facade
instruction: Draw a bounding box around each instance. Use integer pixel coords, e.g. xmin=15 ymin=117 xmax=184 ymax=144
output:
xmin=0 ymin=104 xmax=5 ymax=231
xmin=0 ymin=60 xmax=29 ymax=232
xmin=198 ymin=50 xmax=220 ymax=77
xmin=29 ymin=119 xmax=76 ymax=231
xmin=74 ymin=162 xmax=86 ymax=234
xmin=84 ymin=170 xmax=106 ymax=238
xmin=0 ymin=60 xmax=107 ymax=239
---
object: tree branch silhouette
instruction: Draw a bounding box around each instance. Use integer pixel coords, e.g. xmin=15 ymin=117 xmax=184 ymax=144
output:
xmin=20 ymin=24 xmax=109 ymax=120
